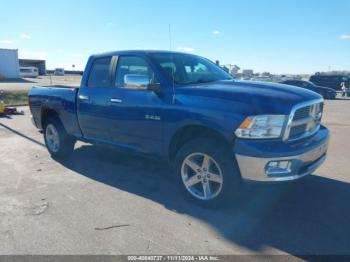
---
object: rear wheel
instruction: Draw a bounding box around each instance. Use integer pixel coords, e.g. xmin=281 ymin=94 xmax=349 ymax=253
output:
xmin=44 ymin=117 xmax=75 ymax=158
xmin=174 ymin=138 xmax=241 ymax=208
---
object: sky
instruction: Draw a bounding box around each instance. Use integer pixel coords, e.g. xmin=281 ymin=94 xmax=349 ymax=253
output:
xmin=0 ymin=0 xmax=349 ymax=74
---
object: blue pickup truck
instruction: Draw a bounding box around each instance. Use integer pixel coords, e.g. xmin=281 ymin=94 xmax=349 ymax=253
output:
xmin=29 ymin=50 xmax=329 ymax=206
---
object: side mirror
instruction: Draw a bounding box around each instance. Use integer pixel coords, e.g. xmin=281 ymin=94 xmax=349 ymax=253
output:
xmin=124 ymin=74 xmax=150 ymax=89
xmin=148 ymin=83 xmax=162 ymax=94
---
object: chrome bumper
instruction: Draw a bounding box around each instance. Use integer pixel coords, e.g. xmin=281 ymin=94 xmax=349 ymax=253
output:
xmin=235 ymin=139 xmax=328 ymax=182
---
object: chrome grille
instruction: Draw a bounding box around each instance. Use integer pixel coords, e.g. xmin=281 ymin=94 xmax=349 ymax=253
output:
xmin=284 ymin=99 xmax=324 ymax=141
xmin=293 ymin=106 xmax=311 ymax=120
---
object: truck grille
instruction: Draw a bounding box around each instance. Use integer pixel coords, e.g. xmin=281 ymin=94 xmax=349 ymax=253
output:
xmin=293 ymin=106 xmax=311 ymax=120
xmin=284 ymin=100 xmax=323 ymax=141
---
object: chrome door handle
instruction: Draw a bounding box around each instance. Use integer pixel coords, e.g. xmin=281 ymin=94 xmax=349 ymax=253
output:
xmin=78 ymin=95 xmax=89 ymax=101
xmin=110 ymin=98 xmax=123 ymax=103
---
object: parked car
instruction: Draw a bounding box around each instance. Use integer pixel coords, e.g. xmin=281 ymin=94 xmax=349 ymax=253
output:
xmin=54 ymin=68 xmax=65 ymax=76
xmin=309 ymin=74 xmax=350 ymax=91
xmin=281 ymin=80 xmax=337 ymax=99
xmin=28 ymin=50 xmax=329 ymax=207
xmin=20 ymin=67 xmax=39 ymax=78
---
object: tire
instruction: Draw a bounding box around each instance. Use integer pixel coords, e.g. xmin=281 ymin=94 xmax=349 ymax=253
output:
xmin=174 ymin=137 xmax=241 ymax=208
xmin=43 ymin=117 xmax=75 ymax=158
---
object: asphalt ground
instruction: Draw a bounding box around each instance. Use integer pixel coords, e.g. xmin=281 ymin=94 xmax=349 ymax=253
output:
xmin=0 ymin=97 xmax=349 ymax=256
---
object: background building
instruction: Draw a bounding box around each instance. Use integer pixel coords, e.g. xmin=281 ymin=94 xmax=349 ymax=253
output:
xmin=0 ymin=48 xmax=20 ymax=79
xmin=242 ymin=69 xmax=254 ymax=77
xmin=19 ymin=59 xmax=46 ymax=75
xmin=230 ymin=65 xmax=240 ymax=77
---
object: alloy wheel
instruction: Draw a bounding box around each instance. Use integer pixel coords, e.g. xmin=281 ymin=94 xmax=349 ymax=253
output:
xmin=181 ymin=153 xmax=224 ymax=200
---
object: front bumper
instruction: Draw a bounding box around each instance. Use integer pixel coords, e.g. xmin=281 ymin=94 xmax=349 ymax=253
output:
xmin=234 ymin=126 xmax=329 ymax=182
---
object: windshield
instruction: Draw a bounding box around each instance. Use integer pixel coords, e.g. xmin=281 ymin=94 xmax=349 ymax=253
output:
xmin=149 ymin=53 xmax=233 ymax=85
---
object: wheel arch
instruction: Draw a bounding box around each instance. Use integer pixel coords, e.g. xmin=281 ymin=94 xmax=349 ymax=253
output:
xmin=41 ymin=107 xmax=61 ymax=129
xmin=168 ymin=124 xmax=232 ymax=161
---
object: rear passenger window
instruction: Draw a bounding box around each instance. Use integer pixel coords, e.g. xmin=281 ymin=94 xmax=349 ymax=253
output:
xmin=87 ymin=57 xmax=112 ymax=87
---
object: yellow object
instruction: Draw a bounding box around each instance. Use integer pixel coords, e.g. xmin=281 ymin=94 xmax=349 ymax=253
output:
xmin=238 ymin=117 xmax=253 ymax=129
xmin=0 ymin=101 xmax=5 ymax=114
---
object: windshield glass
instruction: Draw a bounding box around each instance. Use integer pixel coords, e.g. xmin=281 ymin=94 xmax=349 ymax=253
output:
xmin=149 ymin=53 xmax=233 ymax=85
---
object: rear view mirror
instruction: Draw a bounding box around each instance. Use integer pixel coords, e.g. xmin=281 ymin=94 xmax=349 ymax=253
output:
xmin=124 ymin=74 xmax=150 ymax=89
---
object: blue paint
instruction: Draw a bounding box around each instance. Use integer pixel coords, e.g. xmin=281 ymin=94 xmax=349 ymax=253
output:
xmin=29 ymin=50 xmax=328 ymax=161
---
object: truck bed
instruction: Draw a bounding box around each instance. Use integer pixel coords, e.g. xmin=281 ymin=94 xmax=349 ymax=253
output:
xmin=39 ymin=85 xmax=79 ymax=89
xmin=28 ymin=85 xmax=82 ymax=137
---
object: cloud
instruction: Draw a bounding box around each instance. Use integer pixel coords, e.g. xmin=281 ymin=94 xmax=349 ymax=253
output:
xmin=212 ymin=30 xmax=221 ymax=35
xmin=0 ymin=40 xmax=14 ymax=45
xmin=340 ymin=34 xmax=350 ymax=40
xmin=176 ymin=47 xmax=195 ymax=52
xmin=20 ymin=33 xmax=31 ymax=39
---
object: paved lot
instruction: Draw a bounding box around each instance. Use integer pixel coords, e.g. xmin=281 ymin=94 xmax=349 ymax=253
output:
xmin=0 ymin=98 xmax=349 ymax=256
xmin=0 ymin=76 xmax=81 ymax=91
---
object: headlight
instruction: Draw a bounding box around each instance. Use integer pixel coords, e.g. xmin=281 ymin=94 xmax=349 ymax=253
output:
xmin=235 ymin=115 xmax=287 ymax=139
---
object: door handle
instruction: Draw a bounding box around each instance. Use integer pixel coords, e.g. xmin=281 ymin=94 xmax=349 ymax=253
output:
xmin=78 ymin=95 xmax=89 ymax=101
xmin=110 ymin=98 xmax=123 ymax=104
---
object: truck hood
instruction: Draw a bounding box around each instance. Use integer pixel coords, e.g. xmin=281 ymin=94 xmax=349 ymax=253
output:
xmin=175 ymin=80 xmax=322 ymax=115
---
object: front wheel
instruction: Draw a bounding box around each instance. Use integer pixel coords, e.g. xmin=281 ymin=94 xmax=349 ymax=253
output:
xmin=44 ymin=117 xmax=75 ymax=158
xmin=174 ymin=138 xmax=241 ymax=208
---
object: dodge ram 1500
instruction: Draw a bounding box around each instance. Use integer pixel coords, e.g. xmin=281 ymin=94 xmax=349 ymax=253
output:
xmin=29 ymin=50 xmax=329 ymax=206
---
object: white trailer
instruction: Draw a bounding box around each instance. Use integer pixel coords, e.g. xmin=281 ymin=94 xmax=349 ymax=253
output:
xmin=20 ymin=67 xmax=39 ymax=78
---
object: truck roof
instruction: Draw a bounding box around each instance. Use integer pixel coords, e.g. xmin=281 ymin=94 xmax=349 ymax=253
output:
xmin=91 ymin=50 xmax=197 ymax=58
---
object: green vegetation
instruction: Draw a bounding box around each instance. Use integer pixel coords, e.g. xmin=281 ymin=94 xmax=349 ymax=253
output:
xmin=0 ymin=90 xmax=28 ymax=106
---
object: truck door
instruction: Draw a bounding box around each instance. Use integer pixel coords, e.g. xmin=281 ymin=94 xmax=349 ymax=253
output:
xmin=106 ymin=55 xmax=164 ymax=156
xmin=77 ymin=56 xmax=115 ymax=142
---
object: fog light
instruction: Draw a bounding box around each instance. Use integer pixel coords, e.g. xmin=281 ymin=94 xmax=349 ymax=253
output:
xmin=266 ymin=160 xmax=292 ymax=176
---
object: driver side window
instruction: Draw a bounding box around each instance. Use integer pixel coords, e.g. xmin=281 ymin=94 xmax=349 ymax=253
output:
xmin=115 ymin=56 xmax=158 ymax=89
xmin=184 ymin=62 xmax=210 ymax=82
